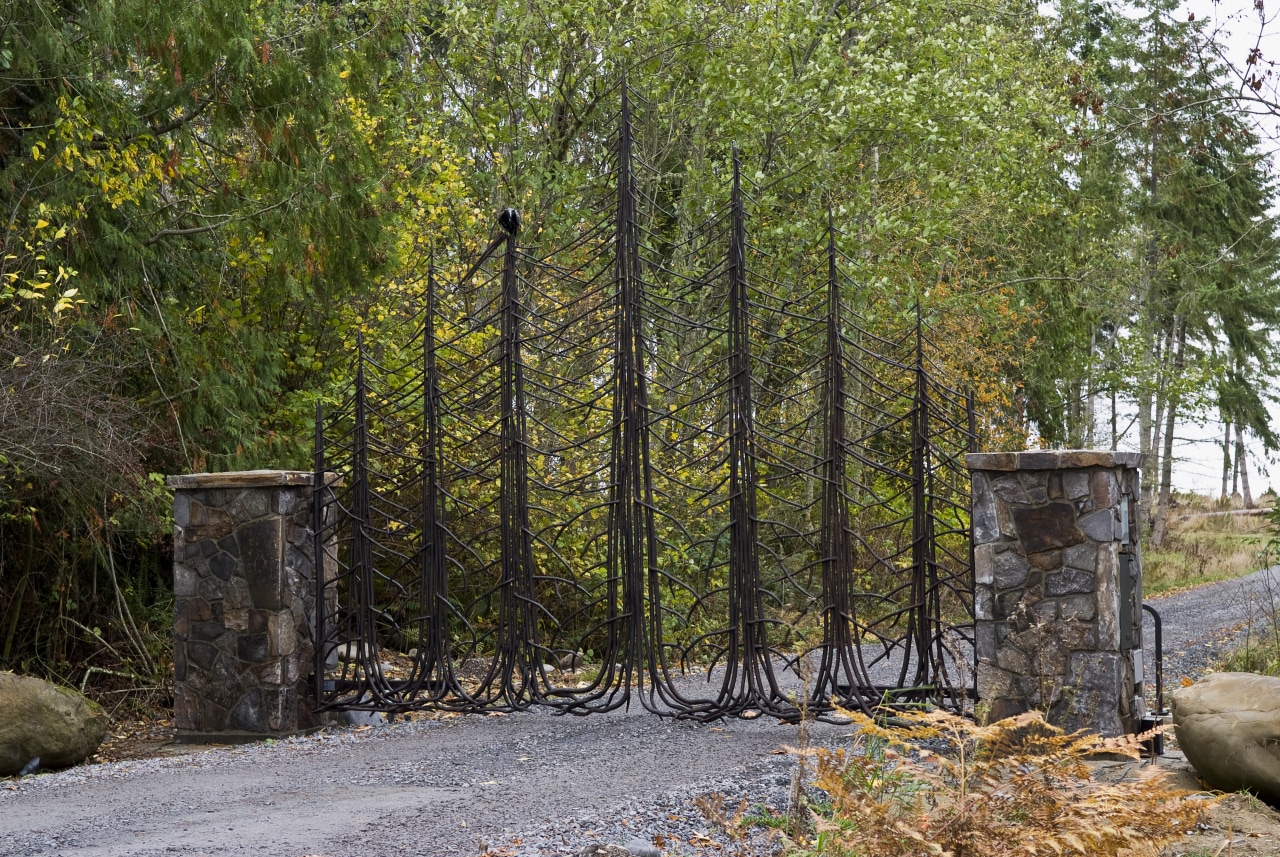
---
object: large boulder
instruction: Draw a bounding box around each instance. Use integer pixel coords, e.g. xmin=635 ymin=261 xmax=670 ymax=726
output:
xmin=0 ymin=672 xmax=108 ymax=775
xmin=1173 ymin=671 xmax=1280 ymax=799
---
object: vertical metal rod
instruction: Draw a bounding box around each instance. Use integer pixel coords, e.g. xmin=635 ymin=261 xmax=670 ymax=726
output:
xmin=817 ymin=212 xmax=864 ymax=713
xmin=497 ymin=218 xmax=534 ymax=705
xmin=965 ymin=389 xmax=979 ymax=702
xmin=724 ymin=150 xmax=777 ymax=715
xmin=352 ymin=333 xmax=375 ymax=700
xmin=421 ymin=262 xmax=449 ymax=693
xmin=616 ymin=79 xmax=645 ymax=701
xmin=312 ymin=400 xmax=326 ymax=708
xmin=905 ymin=304 xmax=930 ymax=690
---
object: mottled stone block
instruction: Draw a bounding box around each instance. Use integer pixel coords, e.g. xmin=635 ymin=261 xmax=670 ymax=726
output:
xmin=184 ymin=504 xmax=234 ymax=542
xmin=167 ymin=471 xmax=317 ymax=490
xmin=992 ymin=473 xmax=1033 ymax=505
xmin=1059 ymin=594 xmax=1096 ymax=622
xmin=1063 ymin=542 xmax=1096 ymax=571
xmin=209 ymin=552 xmax=236 ymax=582
xmin=224 ymin=609 xmax=248 ymax=632
xmin=229 ymin=688 xmax=265 ymax=732
xmin=976 ymin=622 xmax=997 ymax=663
xmin=1053 ymin=652 xmax=1125 ymax=736
xmin=173 ymin=493 xmax=191 ymax=528
xmin=992 ymin=549 xmax=1031 ymax=590
xmin=201 ymin=699 xmax=229 ymax=732
xmin=1063 ymin=471 xmax=1090 ymax=499
xmin=191 ymin=620 xmax=225 ymax=642
xmin=228 ymin=489 xmax=270 ymax=522
xmin=1058 ymin=619 xmax=1097 ymax=651
xmin=189 ymin=642 xmax=218 ymax=671
xmin=1091 ymin=471 xmax=1118 ymax=509
xmin=1045 ymin=568 xmax=1093 ymax=596
xmin=1016 ymin=471 xmax=1050 ymax=504
xmin=974 ymin=543 xmax=995 ymax=585
xmin=1012 ymin=503 xmax=1085 ymax=553
xmin=174 ymin=562 xmax=197 ymax=597
xmin=1047 ymin=472 xmax=1064 ymax=499
xmin=971 ymin=473 xmax=998 ymax=544
xmin=966 ymin=452 xmax=1018 ymax=471
xmin=1096 ymin=543 xmax=1120 ymax=650
xmin=273 ymin=489 xmax=301 ymax=516
xmin=1078 ymin=509 xmax=1117 ymax=542
xmin=237 ymin=634 xmax=269 ymax=663
xmin=174 ymin=685 xmax=199 ymax=731
xmin=1028 ymin=549 xmax=1062 ymax=571
xmin=238 ymin=519 xmax=283 ymax=610
xmin=997 ymin=646 xmax=1030 ymax=673
xmin=975 ymin=584 xmax=994 ymax=621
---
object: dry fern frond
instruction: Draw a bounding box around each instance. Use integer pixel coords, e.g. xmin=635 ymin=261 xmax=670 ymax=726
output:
xmin=792 ymin=708 xmax=1214 ymax=857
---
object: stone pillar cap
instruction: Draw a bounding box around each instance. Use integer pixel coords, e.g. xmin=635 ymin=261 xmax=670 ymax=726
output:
xmin=965 ymin=451 xmax=1144 ymax=472
xmin=166 ymin=470 xmax=323 ymax=489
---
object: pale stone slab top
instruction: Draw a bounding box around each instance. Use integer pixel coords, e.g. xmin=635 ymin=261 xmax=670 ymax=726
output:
xmin=166 ymin=470 xmax=318 ymax=489
xmin=965 ymin=451 xmax=1144 ymax=472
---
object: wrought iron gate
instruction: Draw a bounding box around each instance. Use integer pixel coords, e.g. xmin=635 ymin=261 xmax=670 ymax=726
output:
xmin=312 ymin=84 xmax=977 ymax=722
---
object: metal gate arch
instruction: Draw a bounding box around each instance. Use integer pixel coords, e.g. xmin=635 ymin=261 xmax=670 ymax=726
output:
xmin=311 ymin=82 xmax=978 ymax=722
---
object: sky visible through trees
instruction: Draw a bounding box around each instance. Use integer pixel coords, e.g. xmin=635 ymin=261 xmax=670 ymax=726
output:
xmin=1159 ymin=0 xmax=1280 ymax=495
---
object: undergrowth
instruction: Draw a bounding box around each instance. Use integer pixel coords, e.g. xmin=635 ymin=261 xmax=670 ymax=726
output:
xmin=769 ymin=708 xmax=1210 ymax=857
xmin=1142 ymin=491 xmax=1273 ymax=596
xmin=1216 ymin=503 xmax=1280 ymax=676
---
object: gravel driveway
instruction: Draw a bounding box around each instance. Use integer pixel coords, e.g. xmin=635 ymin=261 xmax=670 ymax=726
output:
xmin=1142 ymin=565 xmax=1280 ymax=708
xmin=4 ymin=568 xmax=1278 ymax=857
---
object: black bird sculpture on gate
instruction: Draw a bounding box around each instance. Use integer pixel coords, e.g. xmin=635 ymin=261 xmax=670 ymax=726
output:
xmin=498 ymin=208 xmax=521 ymax=236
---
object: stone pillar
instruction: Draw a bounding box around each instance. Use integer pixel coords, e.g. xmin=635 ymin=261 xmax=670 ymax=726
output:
xmin=966 ymin=451 xmax=1145 ymax=736
xmin=167 ymin=470 xmax=330 ymax=742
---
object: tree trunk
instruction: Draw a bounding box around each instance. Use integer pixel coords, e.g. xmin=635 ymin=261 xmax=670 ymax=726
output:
xmin=1085 ymin=328 xmax=1096 ymax=446
xmin=1110 ymin=389 xmax=1118 ymax=451
xmin=1150 ymin=319 xmax=1185 ymax=548
xmin=1222 ymin=420 xmax=1232 ymax=500
xmin=1236 ymin=423 xmax=1254 ymax=508
xmin=1140 ymin=327 xmax=1169 ymax=533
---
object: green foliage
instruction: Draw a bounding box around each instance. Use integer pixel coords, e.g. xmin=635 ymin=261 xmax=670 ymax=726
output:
xmin=1024 ymin=0 xmax=1280 ymax=503
xmin=1 ymin=0 xmax=1276 ymax=696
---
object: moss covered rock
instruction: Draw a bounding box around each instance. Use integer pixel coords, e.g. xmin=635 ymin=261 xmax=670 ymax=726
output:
xmin=0 ymin=672 xmax=107 ymax=775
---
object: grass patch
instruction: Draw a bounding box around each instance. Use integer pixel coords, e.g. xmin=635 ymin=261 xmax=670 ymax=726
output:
xmin=1217 ymin=554 xmax=1280 ymax=677
xmin=1142 ymin=491 xmax=1274 ymax=596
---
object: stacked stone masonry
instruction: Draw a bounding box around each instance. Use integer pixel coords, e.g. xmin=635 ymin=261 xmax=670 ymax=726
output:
xmin=168 ymin=471 xmax=333 ymax=740
xmin=967 ymin=451 xmax=1145 ymax=737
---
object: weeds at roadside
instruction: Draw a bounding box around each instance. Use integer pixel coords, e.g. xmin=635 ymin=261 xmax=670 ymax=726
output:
xmin=1217 ymin=505 xmax=1280 ymax=677
xmin=1144 ymin=492 xmax=1274 ymax=596
xmin=771 ymin=708 xmax=1209 ymax=857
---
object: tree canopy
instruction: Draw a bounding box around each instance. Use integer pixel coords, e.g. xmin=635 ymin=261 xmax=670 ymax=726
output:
xmin=1 ymin=0 xmax=1276 ymax=683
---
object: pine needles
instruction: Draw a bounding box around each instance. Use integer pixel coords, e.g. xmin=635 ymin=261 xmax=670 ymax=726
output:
xmin=788 ymin=708 xmax=1211 ymax=857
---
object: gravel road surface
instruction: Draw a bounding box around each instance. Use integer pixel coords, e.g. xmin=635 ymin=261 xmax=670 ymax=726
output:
xmin=4 ymin=568 xmax=1277 ymax=857
xmin=1142 ymin=565 xmax=1280 ymax=705
xmin=0 ymin=701 xmax=841 ymax=857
